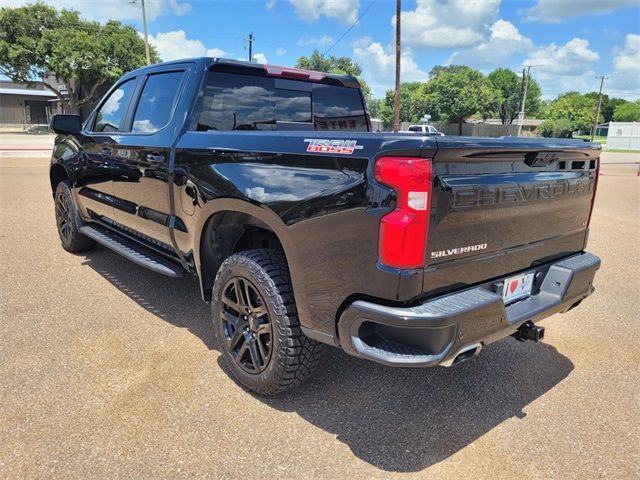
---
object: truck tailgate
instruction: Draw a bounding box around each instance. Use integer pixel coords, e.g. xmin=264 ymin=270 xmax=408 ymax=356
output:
xmin=424 ymin=138 xmax=599 ymax=294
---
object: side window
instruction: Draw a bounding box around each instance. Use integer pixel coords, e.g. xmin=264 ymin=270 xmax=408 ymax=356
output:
xmin=94 ymin=79 xmax=136 ymax=132
xmin=196 ymin=72 xmax=312 ymax=131
xmin=408 ymin=126 xmax=421 ymax=132
xmin=312 ymin=84 xmax=367 ymax=131
xmin=132 ymin=71 xmax=184 ymax=133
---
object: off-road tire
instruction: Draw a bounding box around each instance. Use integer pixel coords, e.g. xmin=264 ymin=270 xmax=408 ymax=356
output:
xmin=54 ymin=180 xmax=96 ymax=252
xmin=212 ymin=249 xmax=323 ymax=395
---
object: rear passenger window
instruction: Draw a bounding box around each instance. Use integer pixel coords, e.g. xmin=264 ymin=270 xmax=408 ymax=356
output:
xmin=94 ymin=79 xmax=136 ymax=132
xmin=196 ymin=71 xmax=367 ymax=132
xmin=132 ymin=71 xmax=184 ymax=133
xmin=197 ymin=72 xmax=311 ymax=131
xmin=312 ymin=84 xmax=367 ymax=131
xmin=409 ymin=126 xmax=421 ymax=132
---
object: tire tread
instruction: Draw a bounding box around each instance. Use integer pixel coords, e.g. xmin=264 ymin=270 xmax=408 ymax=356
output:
xmin=213 ymin=249 xmax=323 ymax=395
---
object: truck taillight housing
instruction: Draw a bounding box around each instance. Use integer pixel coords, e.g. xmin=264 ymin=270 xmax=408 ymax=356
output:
xmin=374 ymin=156 xmax=432 ymax=269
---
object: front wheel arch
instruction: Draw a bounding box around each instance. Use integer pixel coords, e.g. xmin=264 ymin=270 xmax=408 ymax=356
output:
xmin=50 ymin=163 xmax=69 ymax=193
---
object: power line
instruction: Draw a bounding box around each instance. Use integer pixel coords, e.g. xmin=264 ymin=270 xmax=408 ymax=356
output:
xmin=324 ymin=1 xmax=376 ymax=55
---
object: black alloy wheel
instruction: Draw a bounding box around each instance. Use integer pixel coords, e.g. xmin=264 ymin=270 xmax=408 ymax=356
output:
xmin=211 ymin=249 xmax=323 ymax=395
xmin=221 ymin=277 xmax=273 ymax=374
xmin=55 ymin=187 xmax=74 ymax=244
xmin=53 ymin=180 xmax=95 ymax=252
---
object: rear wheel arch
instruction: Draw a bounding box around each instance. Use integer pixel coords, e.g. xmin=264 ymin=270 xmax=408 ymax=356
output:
xmin=198 ymin=209 xmax=288 ymax=302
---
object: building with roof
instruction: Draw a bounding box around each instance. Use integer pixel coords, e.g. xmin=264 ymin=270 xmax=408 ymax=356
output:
xmin=0 ymin=80 xmax=63 ymax=127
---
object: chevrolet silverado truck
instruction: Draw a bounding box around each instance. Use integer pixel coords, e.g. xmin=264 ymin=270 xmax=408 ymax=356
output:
xmin=49 ymin=58 xmax=601 ymax=395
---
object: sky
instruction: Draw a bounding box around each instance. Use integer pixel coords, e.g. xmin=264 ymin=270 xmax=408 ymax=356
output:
xmin=2 ymin=0 xmax=639 ymax=99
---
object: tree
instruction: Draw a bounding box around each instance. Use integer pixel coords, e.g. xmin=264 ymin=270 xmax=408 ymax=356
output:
xmin=613 ymin=100 xmax=640 ymax=121
xmin=295 ymin=49 xmax=372 ymax=110
xmin=584 ymin=93 xmax=628 ymax=123
xmin=367 ymin=98 xmax=384 ymax=120
xmin=545 ymin=92 xmax=600 ymax=134
xmin=419 ymin=66 xmax=497 ymax=134
xmin=296 ymin=50 xmax=362 ymax=76
xmin=538 ymin=119 xmax=574 ymax=138
xmin=604 ymin=98 xmax=628 ymax=122
xmin=0 ymin=3 xmax=157 ymax=113
xmin=375 ymin=82 xmax=422 ymax=128
xmin=429 ymin=65 xmax=470 ymax=77
xmin=488 ymin=68 xmax=541 ymax=124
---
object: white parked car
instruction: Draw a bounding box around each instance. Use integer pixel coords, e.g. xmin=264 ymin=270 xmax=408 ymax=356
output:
xmin=405 ymin=124 xmax=445 ymax=136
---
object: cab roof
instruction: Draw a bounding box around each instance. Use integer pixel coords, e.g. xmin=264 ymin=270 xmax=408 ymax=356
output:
xmin=126 ymin=57 xmax=361 ymax=89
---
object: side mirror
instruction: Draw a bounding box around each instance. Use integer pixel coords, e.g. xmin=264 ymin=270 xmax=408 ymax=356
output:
xmin=50 ymin=114 xmax=82 ymax=135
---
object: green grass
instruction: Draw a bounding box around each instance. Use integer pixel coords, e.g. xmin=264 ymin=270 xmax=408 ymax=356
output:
xmin=574 ymin=134 xmax=607 ymax=144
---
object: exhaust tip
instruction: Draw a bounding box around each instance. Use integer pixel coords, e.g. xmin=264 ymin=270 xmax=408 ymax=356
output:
xmin=452 ymin=346 xmax=480 ymax=365
xmin=440 ymin=343 xmax=482 ymax=367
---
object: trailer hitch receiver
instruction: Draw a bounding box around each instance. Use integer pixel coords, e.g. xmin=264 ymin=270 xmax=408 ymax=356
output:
xmin=513 ymin=321 xmax=545 ymax=342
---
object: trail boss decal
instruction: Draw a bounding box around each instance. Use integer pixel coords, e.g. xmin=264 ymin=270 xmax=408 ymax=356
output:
xmin=304 ymin=139 xmax=364 ymax=155
xmin=431 ymin=243 xmax=488 ymax=259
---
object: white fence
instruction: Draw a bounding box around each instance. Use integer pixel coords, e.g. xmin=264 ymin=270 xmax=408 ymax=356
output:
xmin=606 ymin=122 xmax=640 ymax=151
xmin=392 ymin=121 xmax=534 ymax=137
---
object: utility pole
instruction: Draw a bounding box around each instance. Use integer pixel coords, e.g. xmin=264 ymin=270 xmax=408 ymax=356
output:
xmin=592 ymin=76 xmax=608 ymax=141
xmin=132 ymin=0 xmax=151 ymax=65
xmin=141 ymin=0 xmax=151 ymax=65
xmin=392 ymin=0 xmax=401 ymax=133
xmin=517 ymin=65 xmax=532 ymax=137
xmin=247 ymin=33 xmax=254 ymax=62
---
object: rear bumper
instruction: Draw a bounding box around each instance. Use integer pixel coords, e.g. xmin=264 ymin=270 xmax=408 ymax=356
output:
xmin=337 ymin=252 xmax=600 ymax=367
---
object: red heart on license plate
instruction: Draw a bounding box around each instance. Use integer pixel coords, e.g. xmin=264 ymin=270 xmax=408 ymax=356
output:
xmin=509 ymin=280 xmax=519 ymax=294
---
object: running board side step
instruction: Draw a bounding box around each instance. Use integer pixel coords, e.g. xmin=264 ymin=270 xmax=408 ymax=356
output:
xmin=79 ymin=225 xmax=185 ymax=277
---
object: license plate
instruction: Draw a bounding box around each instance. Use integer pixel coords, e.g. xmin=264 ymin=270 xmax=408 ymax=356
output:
xmin=502 ymin=272 xmax=534 ymax=304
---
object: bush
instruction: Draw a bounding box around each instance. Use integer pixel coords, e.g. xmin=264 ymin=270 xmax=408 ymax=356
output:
xmin=538 ymin=119 xmax=574 ymax=138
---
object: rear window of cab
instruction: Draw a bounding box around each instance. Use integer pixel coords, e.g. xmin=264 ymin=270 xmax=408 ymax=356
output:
xmin=195 ymin=71 xmax=367 ymax=132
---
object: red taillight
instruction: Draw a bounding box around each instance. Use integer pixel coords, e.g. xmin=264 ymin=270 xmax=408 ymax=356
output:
xmin=374 ymin=156 xmax=432 ymax=269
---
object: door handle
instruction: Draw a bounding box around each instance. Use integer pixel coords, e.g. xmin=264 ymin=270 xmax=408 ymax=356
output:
xmin=146 ymin=153 xmax=165 ymax=165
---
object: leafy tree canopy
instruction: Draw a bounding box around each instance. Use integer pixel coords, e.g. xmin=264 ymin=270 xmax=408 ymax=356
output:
xmin=419 ymin=66 xmax=498 ymax=134
xmin=374 ymin=82 xmax=422 ymax=127
xmin=584 ymin=92 xmax=629 ymax=123
xmin=296 ymin=50 xmax=361 ymax=76
xmin=546 ymin=92 xmax=600 ymax=132
xmin=488 ymin=68 xmax=541 ymax=124
xmin=603 ymin=97 xmax=629 ymax=123
xmin=612 ymin=100 xmax=640 ymax=122
xmin=0 ymin=2 xmax=158 ymax=112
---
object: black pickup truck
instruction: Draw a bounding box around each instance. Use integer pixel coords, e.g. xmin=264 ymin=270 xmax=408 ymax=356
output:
xmin=50 ymin=58 xmax=601 ymax=395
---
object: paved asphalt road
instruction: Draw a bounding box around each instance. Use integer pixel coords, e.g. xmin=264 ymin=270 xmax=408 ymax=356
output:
xmin=1 ymin=137 xmax=638 ymax=479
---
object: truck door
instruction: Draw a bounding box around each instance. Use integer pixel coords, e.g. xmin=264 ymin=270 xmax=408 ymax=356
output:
xmin=109 ymin=68 xmax=187 ymax=245
xmin=74 ymin=78 xmax=139 ymax=223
